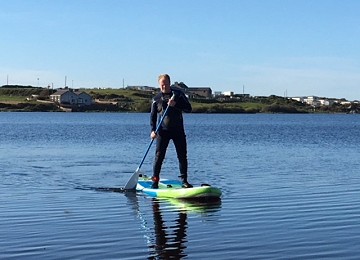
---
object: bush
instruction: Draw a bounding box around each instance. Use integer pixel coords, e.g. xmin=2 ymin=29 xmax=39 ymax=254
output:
xmin=262 ymin=104 xmax=304 ymax=113
xmin=134 ymin=100 xmax=151 ymax=112
xmin=0 ymin=88 xmax=43 ymax=97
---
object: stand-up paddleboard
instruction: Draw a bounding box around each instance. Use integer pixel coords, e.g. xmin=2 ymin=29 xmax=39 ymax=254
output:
xmin=136 ymin=176 xmax=222 ymax=199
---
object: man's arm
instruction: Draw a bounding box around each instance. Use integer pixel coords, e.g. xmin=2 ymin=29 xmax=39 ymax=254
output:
xmin=150 ymin=99 xmax=158 ymax=132
xmin=173 ymin=91 xmax=192 ymax=113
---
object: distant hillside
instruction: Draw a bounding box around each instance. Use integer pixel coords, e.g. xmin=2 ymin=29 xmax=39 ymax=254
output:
xmin=0 ymin=85 xmax=358 ymax=113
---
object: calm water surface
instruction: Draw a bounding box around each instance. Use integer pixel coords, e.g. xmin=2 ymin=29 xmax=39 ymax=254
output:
xmin=1 ymin=112 xmax=360 ymax=259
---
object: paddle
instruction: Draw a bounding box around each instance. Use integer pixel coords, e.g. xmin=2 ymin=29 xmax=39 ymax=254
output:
xmin=124 ymin=94 xmax=174 ymax=190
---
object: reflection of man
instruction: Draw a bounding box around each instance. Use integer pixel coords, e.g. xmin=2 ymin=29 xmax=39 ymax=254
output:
xmin=126 ymin=192 xmax=221 ymax=259
xmin=150 ymin=199 xmax=188 ymax=258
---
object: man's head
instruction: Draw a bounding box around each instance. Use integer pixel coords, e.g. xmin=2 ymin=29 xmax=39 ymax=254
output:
xmin=158 ymin=74 xmax=171 ymax=93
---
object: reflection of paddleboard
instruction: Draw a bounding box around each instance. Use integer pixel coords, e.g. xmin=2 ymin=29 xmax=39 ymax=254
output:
xmin=136 ymin=176 xmax=222 ymax=199
xmin=163 ymin=198 xmax=222 ymax=213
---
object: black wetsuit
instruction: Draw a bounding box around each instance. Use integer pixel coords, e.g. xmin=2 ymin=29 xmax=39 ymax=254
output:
xmin=150 ymin=88 xmax=192 ymax=182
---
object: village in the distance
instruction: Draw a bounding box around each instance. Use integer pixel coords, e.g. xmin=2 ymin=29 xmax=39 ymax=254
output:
xmin=1 ymin=80 xmax=359 ymax=113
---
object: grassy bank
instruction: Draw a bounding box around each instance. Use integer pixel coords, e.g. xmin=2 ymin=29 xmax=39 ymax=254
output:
xmin=1 ymin=85 xmax=357 ymax=113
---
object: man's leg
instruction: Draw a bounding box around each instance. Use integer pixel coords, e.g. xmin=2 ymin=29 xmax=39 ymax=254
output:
xmin=173 ymin=131 xmax=192 ymax=188
xmin=152 ymin=130 xmax=170 ymax=188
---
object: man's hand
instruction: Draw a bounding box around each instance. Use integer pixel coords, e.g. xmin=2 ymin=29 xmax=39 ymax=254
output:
xmin=150 ymin=131 xmax=157 ymax=140
xmin=168 ymin=98 xmax=176 ymax=107
xmin=168 ymin=94 xmax=176 ymax=107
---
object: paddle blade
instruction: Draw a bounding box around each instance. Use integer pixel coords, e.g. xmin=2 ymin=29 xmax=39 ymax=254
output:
xmin=124 ymin=170 xmax=140 ymax=190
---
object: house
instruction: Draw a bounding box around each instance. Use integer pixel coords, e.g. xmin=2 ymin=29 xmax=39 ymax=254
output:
xmin=222 ymin=91 xmax=234 ymax=97
xmin=75 ymin=91 xmax=93 ymax=105
xmin=303 ymin=96 xmax=321 ymax=107
xmin=291 ymin=96 xmax=342 ymax=107
xmin=318 ymin=98 xmax=335 ymax=106
xmin=172 ymin=82 xmax=212 ymax=98
xmin=50 ymin=89 xmax=93 ymax=106
xmin=186 ymin=87 xmax=212 ymax=98
xmin=291 ymin=97 xmax=306 ymax=103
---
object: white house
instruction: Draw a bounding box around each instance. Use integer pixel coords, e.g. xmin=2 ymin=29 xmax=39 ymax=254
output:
xmin=291 ymin=96 xmax=306 ymax=103
xmin=304 ymin=96 xmax=321 ymax=107
xmin=223 ymin=91 xmax=234 ymax=96
xmin=318 ymin=98 xmax=334 ymax=106
xmin=50 ymin=89 xmax=93 ymax=106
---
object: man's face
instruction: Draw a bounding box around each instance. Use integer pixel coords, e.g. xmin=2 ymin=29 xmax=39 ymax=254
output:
xmin=159 ymin=77 xmax=170 ymax=93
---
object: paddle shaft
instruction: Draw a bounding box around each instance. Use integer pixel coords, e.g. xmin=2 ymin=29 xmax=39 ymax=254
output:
xmin=136 ymin=95 xmax=174 ymax=172
xmin=124 ymin=94 xmax=174 ymax=190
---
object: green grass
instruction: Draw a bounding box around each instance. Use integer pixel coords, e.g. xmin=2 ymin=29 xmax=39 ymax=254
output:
xmin=0 ymin=96 xmax=27 ymax=103
xmin=240 ymin=102 xmax=265 ymax=110
xmin=191 ymin=102 xmax=265 ymax=113
xmin=83 ymin=90 xmax=268 ymax=113
xmin=85 ymin=88 xmax=149 ymax=97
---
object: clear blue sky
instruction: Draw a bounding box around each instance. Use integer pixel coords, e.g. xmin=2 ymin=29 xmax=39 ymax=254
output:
xmin=1 ymin=0 xmax=359 ymax=100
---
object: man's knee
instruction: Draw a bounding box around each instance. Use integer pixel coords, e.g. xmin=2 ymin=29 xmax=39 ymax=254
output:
xmin=155 ymin=151 xmax=166 ymax=161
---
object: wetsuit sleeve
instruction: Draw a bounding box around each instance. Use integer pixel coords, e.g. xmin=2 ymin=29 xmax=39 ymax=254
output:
xmin=173 ymin=91 xmax=192 ymax=113
xmin=150 ymin=99 xmax=158 ymax=132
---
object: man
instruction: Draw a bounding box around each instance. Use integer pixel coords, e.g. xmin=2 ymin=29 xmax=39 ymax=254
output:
xmin=150 ymin=74 xmax=192 ymax=189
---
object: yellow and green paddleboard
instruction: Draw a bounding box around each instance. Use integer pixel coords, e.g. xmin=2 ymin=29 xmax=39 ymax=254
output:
xmin=136 ymin=176 xmax=222 ymax=199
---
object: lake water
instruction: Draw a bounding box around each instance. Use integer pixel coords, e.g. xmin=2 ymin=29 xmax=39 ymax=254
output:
xmin=1 ymin=112 xmax=360 ymax=259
